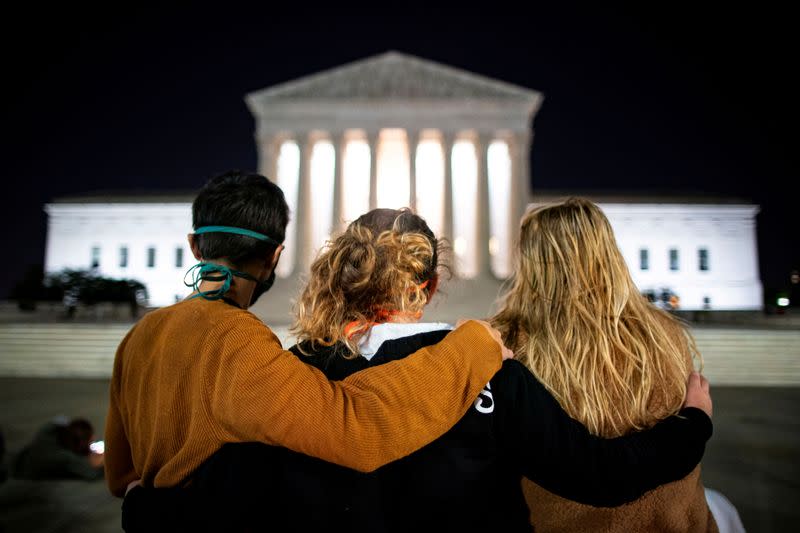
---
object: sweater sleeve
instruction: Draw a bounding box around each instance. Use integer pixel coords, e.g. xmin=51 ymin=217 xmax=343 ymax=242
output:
xmin=105 ymin=329 xmax=139 ymax=496
xmin=205 ymin=318 xmax=502 ymax=473
xmin=492 ymin=360 xmax=713 ymax=507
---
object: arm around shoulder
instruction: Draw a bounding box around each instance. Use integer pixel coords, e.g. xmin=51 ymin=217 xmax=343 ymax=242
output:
xmin=492 ymin=360 xmax=713 ymax=507
xmin=207 ymin=317 xmax=503 ymax=472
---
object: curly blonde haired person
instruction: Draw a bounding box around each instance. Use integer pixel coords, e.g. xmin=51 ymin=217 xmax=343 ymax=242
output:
xmin=493 ymin=197 xmax=742 ymax=533
xmin=292 ymin=208 xmax=445 ymax=357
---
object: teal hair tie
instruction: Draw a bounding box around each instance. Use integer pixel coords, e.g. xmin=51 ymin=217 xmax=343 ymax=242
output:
xmin=194 ymin=225 xmax=281 ymax=246
xmin=184 ymin=262 xmax=264 ymax=301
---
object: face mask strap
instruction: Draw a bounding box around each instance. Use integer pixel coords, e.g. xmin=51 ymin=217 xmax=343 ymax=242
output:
xmin=194 ymin=225 xmax=281 ymax=247
xmin=184 ymin=263 xmax=234 ymax=301
xmin=184 ymin=263 xmax=270 ymax=301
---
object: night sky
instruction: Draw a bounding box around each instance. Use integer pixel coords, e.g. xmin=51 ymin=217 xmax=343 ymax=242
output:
xmin=2 ymin=5 xmax=797 ymax=299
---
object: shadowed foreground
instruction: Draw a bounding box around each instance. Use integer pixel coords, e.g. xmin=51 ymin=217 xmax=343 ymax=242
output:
xmin=0 ymin=379 xmax=797 ymax=533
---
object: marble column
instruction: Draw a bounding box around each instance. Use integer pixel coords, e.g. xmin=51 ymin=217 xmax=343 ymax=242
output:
xmin=295 ymin=134 xmax=314 ymax=275
xmin=258 ymin=136 xmax=280 ymax=181
xmin=474 ymin=133 xmax=493 ymax=278
xmin=368 ymin=131 xmax=380 ymax=211
xmin=507 ymin=133 xmax=522 ymax=255
xmin=515 ymin=130 xmax=532 ymax=228
xmin=407 ymin=130 xmax=418 ymax=212
xmin=330 ymin=132 xmax=346 ymax=234
xmin=441 ymin=131 xmax=455 ymax=260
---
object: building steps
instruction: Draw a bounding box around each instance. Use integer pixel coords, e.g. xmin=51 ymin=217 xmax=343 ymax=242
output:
xmin=0 ymin=323 xmax=797 ymax=385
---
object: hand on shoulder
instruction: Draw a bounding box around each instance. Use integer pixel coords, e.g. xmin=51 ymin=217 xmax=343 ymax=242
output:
xmin=455 ymin=319 xmax=515 ymax=360
xmin=683 ymin=372 xmax=712 ymax=418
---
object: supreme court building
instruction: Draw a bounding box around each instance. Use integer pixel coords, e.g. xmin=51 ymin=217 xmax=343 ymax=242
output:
xmin=44 ymin=52 xmax=763 ymax=310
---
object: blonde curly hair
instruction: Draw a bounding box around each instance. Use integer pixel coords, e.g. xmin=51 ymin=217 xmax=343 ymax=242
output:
xmin=292 ymin=208 xmax=447 ymax=357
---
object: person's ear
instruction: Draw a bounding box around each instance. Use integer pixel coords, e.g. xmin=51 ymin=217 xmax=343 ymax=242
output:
xmin=188 ymin=234 xmax=203 ymax=261
xmin=425 ymin=274 xmax=439 ymax=304
xmin=267 ymin=245 xmax=284 ymax=270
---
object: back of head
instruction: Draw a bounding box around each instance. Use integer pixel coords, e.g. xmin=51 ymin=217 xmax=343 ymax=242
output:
xmin=292 ymin=208 xmax=444 ymax=357
xmin=58 ymin=418 xmax=94 ymax=456
xmin=493 ymin=197 xmax=700 ymax=436
xmin=192 ymin=170 xmax=289 ymax=266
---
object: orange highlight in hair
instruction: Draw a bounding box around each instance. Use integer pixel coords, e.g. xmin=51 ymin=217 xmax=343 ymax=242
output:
xmin=343 ymin=307 xmax=425 ymax=339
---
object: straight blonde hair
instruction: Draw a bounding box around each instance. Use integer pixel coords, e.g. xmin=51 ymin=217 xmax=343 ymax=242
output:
xmin=492 ymin=197 xmax=702 ymax=437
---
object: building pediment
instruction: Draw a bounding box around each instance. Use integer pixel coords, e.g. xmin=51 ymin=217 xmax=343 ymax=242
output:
xmin=246 ymin=51 xmax=541 ymax=104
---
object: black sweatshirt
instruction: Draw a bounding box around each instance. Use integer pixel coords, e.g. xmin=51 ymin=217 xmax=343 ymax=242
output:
xmin=122 ymin=328 xmax=712 ymax=533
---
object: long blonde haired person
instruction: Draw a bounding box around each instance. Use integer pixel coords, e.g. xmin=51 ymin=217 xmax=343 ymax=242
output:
xmin=493 ymin=197 xmax=736 ymax=533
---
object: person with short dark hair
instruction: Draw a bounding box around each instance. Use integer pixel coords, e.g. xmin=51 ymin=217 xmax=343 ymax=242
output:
xmin=104 ymin=171 xmax=509 ymax=501
xmin=13 ymin=417 xmax=104 ymax=481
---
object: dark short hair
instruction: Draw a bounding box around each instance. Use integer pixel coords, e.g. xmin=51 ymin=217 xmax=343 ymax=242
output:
xmin=192 ymin=171 xmax=289 ymax=265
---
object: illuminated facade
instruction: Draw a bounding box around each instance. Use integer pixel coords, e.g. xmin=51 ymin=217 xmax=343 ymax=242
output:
xmin=245 ymin=51 xmax=542 ymax=279
xmin=44 ymin=52 xmax=762 ymax=310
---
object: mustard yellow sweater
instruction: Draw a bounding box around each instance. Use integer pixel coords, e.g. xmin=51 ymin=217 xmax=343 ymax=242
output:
xmin=105 ymin=298 xmax=501 ymax=497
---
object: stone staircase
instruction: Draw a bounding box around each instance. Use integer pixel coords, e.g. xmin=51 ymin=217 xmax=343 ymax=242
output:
xmin=0 ymin=323 xmax=798 ymax=385
xmin=0 ymin=324 xmax=129 ymax=378
xmin=0 ymin=324 xmax=292 ymax=378
xmin=693 ymin=327 xmax=800 ymax=386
